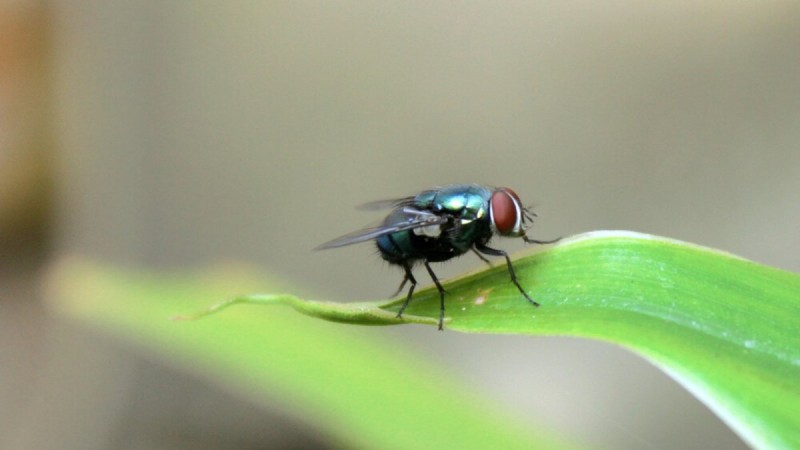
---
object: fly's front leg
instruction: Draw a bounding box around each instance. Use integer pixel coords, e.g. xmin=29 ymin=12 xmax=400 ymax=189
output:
xmin=471 ymin=248 xmax=493 ymax=266
xmin=474 ymin=243 xmax=539 ymax=307
xmin=522 ymin=235 xmax=561 ymax=245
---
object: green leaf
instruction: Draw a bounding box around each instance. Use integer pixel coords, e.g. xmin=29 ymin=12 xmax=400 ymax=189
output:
xmin=45 ymin=230 xmax=800 ymax=449
xmin=172 ymin=231 xmax=800 ymax=449
xmin=44 ymin=257 xmax=576 ymax=450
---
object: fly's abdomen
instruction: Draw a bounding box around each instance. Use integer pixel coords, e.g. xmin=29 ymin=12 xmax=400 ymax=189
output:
xmin=377 ymin=230 xmax=467 ymax=264
xmin=374 ymin=208 xmax=422 ymax=263
xmin=376 ymin=232 xmax=412 ymax=263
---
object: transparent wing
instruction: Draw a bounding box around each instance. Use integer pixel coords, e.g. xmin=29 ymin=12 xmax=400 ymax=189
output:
xmin=315 ymin=208 xmax=447 ymax=250
xmin=356 ymin=196 xmax=416 ymax=211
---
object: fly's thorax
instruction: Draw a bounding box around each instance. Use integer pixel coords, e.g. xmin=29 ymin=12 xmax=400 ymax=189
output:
xmin=446 ymin=215 xmax=492 ymax=252
xmin=412 ymin=184 xmax=496 ymax=252
xmin=414 ymin=184 xmax=492 ymax=220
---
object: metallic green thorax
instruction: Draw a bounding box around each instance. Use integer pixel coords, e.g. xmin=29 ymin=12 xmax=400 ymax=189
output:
xmin=376 ymin=184 xmax=494 ymax=263
xmin=414 ymin=184 xmax=492 ymax=219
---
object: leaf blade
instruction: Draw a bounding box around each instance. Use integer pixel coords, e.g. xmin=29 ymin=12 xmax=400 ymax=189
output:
xmin=183 ymin=231 xmax=800 ymax=449
xmin=45 ymin=258 xmax=576 ymax=450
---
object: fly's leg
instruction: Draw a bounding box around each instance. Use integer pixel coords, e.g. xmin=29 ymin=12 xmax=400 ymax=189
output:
xmin=522 ymin=235 xmax=561 ymax=245
xmin=471 ymin=248 xmax=493 ymax=266
xmin=387 ymin=233 xmax=418 ymax=319
xmin=387 ymin=235 xmax=445 ymax=329
xmin=423 ymin=260 xmax=447 ymax=330
xmin=474 ymin=243 xmax=540 ymax=307
xmin=390 ymin=274 xmax=409 ymax=298
xmin=395 ymin=261 xmax=417 ymax=319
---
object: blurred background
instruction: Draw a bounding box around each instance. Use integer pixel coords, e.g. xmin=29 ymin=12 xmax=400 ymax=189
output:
xmin=2 ymin=1 xmax=799 ymax=449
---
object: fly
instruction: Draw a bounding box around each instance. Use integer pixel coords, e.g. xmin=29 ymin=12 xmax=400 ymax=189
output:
xmin=316 ymin=184 xmax=558 ymax=330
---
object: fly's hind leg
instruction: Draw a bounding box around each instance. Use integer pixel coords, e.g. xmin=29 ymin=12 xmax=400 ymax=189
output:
xmin=388 ymin=232 xmax=418 ymax=320
xmin=390 ymin=274 xmax=409 ymax=299
xmin=395 ymin=261 xmax=417 ymax=319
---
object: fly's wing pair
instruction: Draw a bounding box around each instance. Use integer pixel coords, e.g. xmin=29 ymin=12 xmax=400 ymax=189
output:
xmin=355 ymin=187 xmax=440 ymax=211
xmin=315 ymin=198 xmax=447 ymax=250
xmin=355 ymin=195 xmax=415 ymax=211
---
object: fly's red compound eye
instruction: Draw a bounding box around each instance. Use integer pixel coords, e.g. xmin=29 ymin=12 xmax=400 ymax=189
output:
xmin=490 ymin=189 xmax=521 ymax=235
xmin=503 ymin=187 xmax=521 ymax=202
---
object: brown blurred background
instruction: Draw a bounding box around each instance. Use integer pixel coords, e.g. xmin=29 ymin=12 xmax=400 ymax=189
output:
xmin=2 ymin=1 xmax=799 ymax=449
